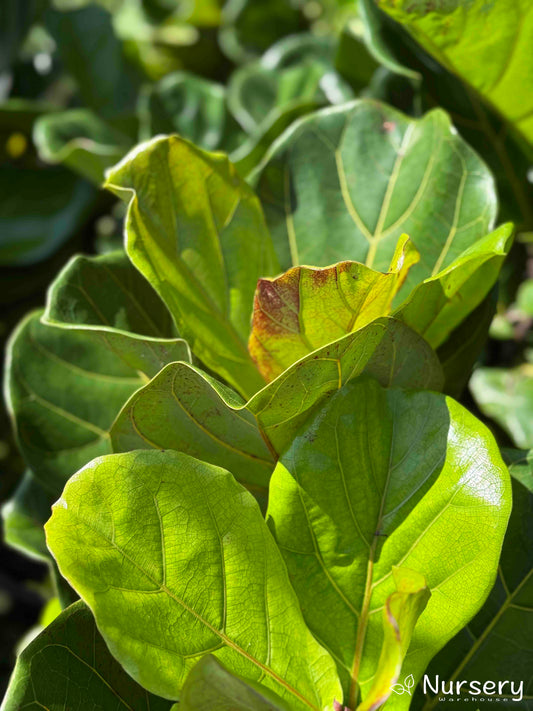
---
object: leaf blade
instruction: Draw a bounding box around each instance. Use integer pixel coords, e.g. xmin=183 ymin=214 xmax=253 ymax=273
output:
xmin=105 ymin=136 xmax=279 ymax=397
xmin=45 ymin=449 xmax=342 ymax=708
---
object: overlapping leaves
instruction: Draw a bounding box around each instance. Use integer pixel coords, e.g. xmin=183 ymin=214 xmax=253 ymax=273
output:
xmin=3 ymin=93 xmax=520 ymax=711
xmin=267 ymin=377 xmax=511 ymax=709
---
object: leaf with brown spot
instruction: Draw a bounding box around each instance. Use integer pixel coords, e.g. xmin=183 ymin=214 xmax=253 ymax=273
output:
xmin=249 ymin=234 xmax=418 ymax=380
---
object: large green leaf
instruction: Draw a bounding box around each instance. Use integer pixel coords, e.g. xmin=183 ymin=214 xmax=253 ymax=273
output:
xmin=42 ymin=251 xmax=191 ymax=378
xmin=111 ymin=318 xmax=442 ymax=474
xmin=252 ymin=100 xmax=497 ymax=286
xmin=180 ymin=656 xmax=290 ymax=711
xmin=0 ymin=165 xmax=96 ymax=267
xmin=267 ymin=377 xmax=511 ymax=709
xmin=2 ymin=600 xmax=172 ymax=711
xmin=111 ymin=361 xmax=275 ymax=501
xmin=359 ymin=0 xmax=533 ymax=230
xmin=46 ymin=449 xmax=342 ymax=708
xmin=142 ymin=71 xmax=245 ymax=154
xmin=34 ymin=108 xmax=131 ymax=184
xmin=470 ymin=365 xmax=533 ymax=449
xmin=419 ymin=453 xmax=533 ymax=709
xmin=377 ymin=0 xmax=533 ymax=150
xmin=105 ymin=135 xmax=279 ymax=398
xmin=248 ymin=234 xmax=418 ymax=380
xmin=394 ymin=223 xmax=514 ymax=348
xmin=5 ymin=311 xmax=144 ymax=493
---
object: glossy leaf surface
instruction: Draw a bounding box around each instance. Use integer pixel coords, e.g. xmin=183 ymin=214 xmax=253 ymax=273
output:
xmin=253 ymin=100 xmax=496 ymax=287
xmin=46 ymin=450 xmax=342 ymax=708
xmin=2 ymin=601 xmax=171 ymax=711
xmin=267 ymin=378 xmax=511 ymax=709
xmin=248 ymin=234 xmax=418 ymax=380
xmin=105 ymin=136 xmax=279 ymax=398
xmin=248 ymin=317 xmax=443 ymax=454
xmin=43 ymin=251 xmax=191 ymax=378
xmin=360 ymin=0 xmax=533 ymax=230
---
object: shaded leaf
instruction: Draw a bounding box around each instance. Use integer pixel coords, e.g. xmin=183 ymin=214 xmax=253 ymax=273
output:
xmin=219 ymin=0 xmax=307 ymax=64
xmin=180 ymin=656 xmax=290 ymax=710
xmin=1 ymin=470 xmax=52 ymax=561
xmin=420 ymin=454 xmax=533 ymax=709
xmin=436 ymin=288 xmax=497 ymax=399
xmin=0 ymin=0 xmax=42 ymax=73
xmin=42 ymin=251 xmax=191 ymax=378
xmin=2 ymin=601 xmax=172 ymax=711
xmin=231 ymin=100 xmax=324 ymax=178
xmin=252 ymin=100 xmax=497 ymax=288
xmin=5 ymin=311 xmax=144 ymax=493
xmin=46 ymin=449 xmax=342 ymax=708
xmin=45 ymin=4 xmax=141 ymax=118
xmin=0 ymin=165 xmax=96 ymax=267
xmin=105 ymin=135 xmax=279 ymax=398
xmin=267 ymin=377 xmax=511 ymax=708
xmin=248 ymin=234 xmax=418 ymax=380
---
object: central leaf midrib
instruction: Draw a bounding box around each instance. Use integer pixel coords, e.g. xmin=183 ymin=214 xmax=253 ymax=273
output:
xmin=348 ymin=406 xmax=396 ymax=708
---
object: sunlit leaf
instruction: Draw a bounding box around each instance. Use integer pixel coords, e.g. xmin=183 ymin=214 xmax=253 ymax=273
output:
xmin=46 ymin=449 xmax=342 ymax=708
xmin=267 ymin=377 xmax=511 ymax=708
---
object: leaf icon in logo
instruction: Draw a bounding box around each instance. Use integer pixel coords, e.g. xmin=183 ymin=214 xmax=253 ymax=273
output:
xmin=390 ymin=684 xmax=406 ymax=695
xmin=390 ymin=675 xmax=415 ymax=696
xmin=404 ymin=674 xmax=415 ymax=694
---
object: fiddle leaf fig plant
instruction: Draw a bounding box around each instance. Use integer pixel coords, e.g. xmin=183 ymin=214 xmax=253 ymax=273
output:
xmin=2 ymin=96 xmax=519 ymax=711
